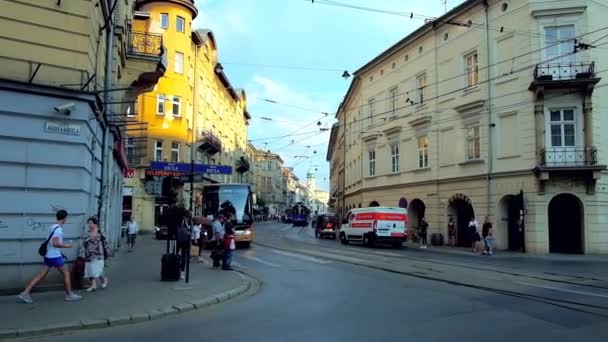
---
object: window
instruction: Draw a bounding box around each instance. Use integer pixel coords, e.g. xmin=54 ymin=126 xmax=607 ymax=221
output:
xmin=419 ymin=46 xmax=423 ymax=54
xmin=267 ymin=160 xmax=272 ymax=171
xmin=417 ymin=136 xmax=429 ymax=168
xmin=368 ymin=150 xmax=376 ymax=176
xmin=549 ymin=109 xmax=576 ymax=147
xmin=174 ymin=52 xmax=184 ymax=74
xmin=125 ymin=137 xmax=135 ymax=164
xmin=172 ymin=96 xmax=181 ymax=117
xmin=416 ymin=74 xmax=427 ymax=104
xmin=156 ymin=94 xmax=165 ymax=115
xmin=405 ymin=54 xmax=409 ymax=62
xmin=544 ymin=25 xmax=574 ymax=64
xmin=390 ymin=143 xmax=400 ymax=173
xmin=171 ymin=142 xmax=180 ymax=162
xmin=155 ymin=141 xmax=163 ymax=161
xmin=265 ymin=176 xmax=272 ymax=188
xmin=126 ymin=104 xmax=135 ymax=118
xmin=176 ymin=16 xmax=185 ymax=32
xmin=465 ymin=52 xmax=479 ymax=87
xmin=389 ymin=88 xmax=398 ymax=116
xmin=368 ymin=98 xmax=375 ymax=125
xmin=467 ymin=125 xmax=481 ymax=160
xmin=160 ymin=13 xmax=169 ymax=29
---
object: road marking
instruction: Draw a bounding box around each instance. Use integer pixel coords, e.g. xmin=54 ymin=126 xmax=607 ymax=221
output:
xmin=516 ymin=281 xmax=608 ymax=298
xmin=370 ymin=251 xmax=402 ymax=257
xmin=272 ymin=250 xmax=332 ymax=264
xmin=242 ymin=255 xmax=281 ymax=267
xmin=294 ymin=249 xmax=364 ymax=264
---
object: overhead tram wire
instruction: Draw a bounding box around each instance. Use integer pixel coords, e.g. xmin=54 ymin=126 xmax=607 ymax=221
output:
xmin=330 ymin=33 xmax=607 ymax=131
xmin=335 ymin=27 xmax=608 ymax=119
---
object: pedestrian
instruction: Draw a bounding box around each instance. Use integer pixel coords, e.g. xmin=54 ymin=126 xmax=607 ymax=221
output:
xmin=17 ymin=210 xmax=82 ymax=303
xmin=210 ymin=214 xmax=226 ymax=268
xmin=419 ymin=218 xmax=429 ymax=249
xmin=79 ymin=216 xmax=109 ymax=292
xmin=222 ymin=213 xmax=236 ymax=271
xmin=191 ymin=218 xmax=205 ymax=262
xmin=447 ymin=217 xmax=456 ymax=246
xmin=126 ymin=216 xmax=139 ymax=252
xmin=176 ymin=211 xmax=192 ymax=279
xmin=482 ymin=216 xmax=494 ymax=255
xmin=469 ymin=217 xmax=481 ymax=253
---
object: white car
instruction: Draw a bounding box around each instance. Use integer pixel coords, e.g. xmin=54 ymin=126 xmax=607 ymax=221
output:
xmin=339 ymin=207 xmax=408 ymax=248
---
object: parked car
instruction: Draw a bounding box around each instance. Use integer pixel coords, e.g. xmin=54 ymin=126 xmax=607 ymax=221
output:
xmin=154 ymin=225 xmax=170 ymax=240
xmin=315 ymin=214 xmax=337 ymax=239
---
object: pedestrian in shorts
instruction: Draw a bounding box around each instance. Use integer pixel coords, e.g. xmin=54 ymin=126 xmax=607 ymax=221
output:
xmin=17 ymin=210 xmax=82 ymax=303
xmin=126 ymin=216 xmax=139 ymax=252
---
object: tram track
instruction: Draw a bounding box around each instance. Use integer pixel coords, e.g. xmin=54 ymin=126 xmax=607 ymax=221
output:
xmin=253 ymin=223 xmax=608 ymax=318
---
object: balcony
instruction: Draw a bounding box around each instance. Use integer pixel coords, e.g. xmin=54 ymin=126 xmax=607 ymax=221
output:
xmin=128 ymin=31 xmax=163 ymax=58
xmin=529 ymin=62 xmax=600 ymax=93
xmin=536 ymin=146 xmax=606 ymax=194
xmin=124 ymin=31 xmax=167 ymax=91
xmin=236 ymin=156 xmax=250 ymax=173
xmin=540 ymin=146 xmax=599 ymax=168
xmin=197 ymin=130 xmax=222 ymax=155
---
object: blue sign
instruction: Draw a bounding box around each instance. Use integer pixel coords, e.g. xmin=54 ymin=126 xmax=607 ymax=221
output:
xmin=149 ymin=162 xmax=232 ymax=175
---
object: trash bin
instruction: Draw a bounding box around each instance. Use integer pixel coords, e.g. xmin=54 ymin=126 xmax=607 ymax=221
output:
xmin=430 ymin=233 xmax=444 ymax=246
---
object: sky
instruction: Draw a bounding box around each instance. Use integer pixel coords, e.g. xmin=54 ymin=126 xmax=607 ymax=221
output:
xmin=193 ymin=0 xmax=465 ymax=192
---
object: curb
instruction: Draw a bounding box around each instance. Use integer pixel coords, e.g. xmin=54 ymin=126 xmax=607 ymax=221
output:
xmin=1 ymin=273 xmax=254 ymax=340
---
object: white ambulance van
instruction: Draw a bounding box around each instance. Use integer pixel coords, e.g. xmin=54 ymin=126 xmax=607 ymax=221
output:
xmin=339 ymin=207 xmax=408 ymax=248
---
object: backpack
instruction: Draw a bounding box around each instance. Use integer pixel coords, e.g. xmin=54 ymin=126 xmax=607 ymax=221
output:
xmin=176 ymin=219 xmax=190 ymax=243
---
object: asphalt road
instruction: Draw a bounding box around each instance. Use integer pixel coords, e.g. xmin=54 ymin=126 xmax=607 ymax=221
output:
xmin=20 ymin=222 xmax=608 ymax=342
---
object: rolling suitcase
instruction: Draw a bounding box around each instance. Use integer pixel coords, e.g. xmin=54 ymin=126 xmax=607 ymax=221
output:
xmin=161 ymin=240 xmax=180 ymax=281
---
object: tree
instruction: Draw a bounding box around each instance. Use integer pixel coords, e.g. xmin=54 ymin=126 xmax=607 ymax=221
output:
xmin=256 ymin=197 xmax=266 ymax=207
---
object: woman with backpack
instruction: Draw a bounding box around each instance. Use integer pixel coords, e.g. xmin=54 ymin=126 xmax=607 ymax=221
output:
xmin=78 ymin=216 xmax=110 ymax=292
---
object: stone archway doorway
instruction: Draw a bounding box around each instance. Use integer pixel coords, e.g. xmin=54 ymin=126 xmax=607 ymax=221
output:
xmin=447 ymin=194 xmax=475 ymax=247
xmin=548 ymin=194 xmax=584 ymax=254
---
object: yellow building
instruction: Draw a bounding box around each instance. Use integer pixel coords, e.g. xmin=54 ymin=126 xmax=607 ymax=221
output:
xmin=124 ymin=0 xmax=251 ymax=231
xmin=0 ymin=0 xmax=164 ymax=288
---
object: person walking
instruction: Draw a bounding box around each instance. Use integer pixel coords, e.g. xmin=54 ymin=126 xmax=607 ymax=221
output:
xmin=79 ymin=216 xmax=109 ymax=292
xmin=482 ymin=217 xmax=494 ymax=255
xmin=191 ymin=218 xmax=206 ymax=262
xmin=126 ymin=216 xmax=139 ymax=252
xmin=222 ymin=213 xmax=236 ymax=271
xmin=447 ymin=217 xmax=456 ymax=246
xmin=176 ymin=211 xmax=192 ymax=279
xmin=210 ymin=214 xmax=226 ymax=268
xmin=419 ymin=218 xmax=429 ymax=249
xmin=17 ymin=210 xmax=82 ymax=303
xmin=469 ymin=217 xmax=481 ymax=253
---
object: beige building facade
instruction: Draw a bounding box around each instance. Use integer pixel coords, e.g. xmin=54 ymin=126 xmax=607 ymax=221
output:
xmin=329 ymin=0 xmax=608 ymax=254
xmin=252 ymin=147 xmax=286 ymax=214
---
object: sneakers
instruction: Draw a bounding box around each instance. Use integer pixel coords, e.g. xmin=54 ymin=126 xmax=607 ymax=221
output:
xmin=101 ymin=278 xmax=108 ymax=289
xmin=17 ymin=292 xmax=33 ymax=304
xmin=65 ymin=293 xmax=83 ymax=301
xmin=180 ymin=271 xmax=185 ymax=279
xmin=85 ymin=285 xmax=97 ymax=292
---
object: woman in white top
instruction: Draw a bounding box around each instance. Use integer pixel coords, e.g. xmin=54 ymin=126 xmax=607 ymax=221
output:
xmin=191 ymin=220 xmax=205 ymax=262
xmin=127 ymin=217 xmax=139 ymax=252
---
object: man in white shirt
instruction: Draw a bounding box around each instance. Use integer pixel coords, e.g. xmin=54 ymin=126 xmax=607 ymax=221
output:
xmin=127 ymin=216 xmax=139 ymax=252
xmin=18 ymin=210 xmax=82 ymax=303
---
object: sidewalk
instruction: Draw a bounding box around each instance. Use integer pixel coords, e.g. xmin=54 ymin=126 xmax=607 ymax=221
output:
xmin=0 ymin=236 xmax=252 ymax=339
xmin=402 ymin=240 xmax=608 ymax=280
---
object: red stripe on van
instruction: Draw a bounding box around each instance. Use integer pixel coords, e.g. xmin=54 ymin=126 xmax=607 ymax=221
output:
xmin=351 ymin=223 xmax=372 ymax=228
xmin=355 ymin=213 xmax=407 ymax=221
xmin=390 ymin=232 xmax=405 ymax=237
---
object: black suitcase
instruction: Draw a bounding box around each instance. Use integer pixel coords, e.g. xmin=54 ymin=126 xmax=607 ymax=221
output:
xmin=161 ymin=240 xmax=180 ymax=281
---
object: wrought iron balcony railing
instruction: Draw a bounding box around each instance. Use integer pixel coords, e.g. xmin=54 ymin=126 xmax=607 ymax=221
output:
xmin=540 ymin=146 xmax=598 ymax=167
xmin=128 ymin=31 xmax=163 ymax=58
xmin=534 ymin=62 xmax=595 ymax=81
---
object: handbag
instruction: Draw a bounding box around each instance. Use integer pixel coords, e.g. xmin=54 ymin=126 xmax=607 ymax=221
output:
xmin=38 ymin=226 xmax=60 ymax=257
xmin=100 ymin=233 xmax=113 ymax=259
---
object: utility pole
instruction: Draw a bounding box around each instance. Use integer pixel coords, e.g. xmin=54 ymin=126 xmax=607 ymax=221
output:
xmin=99 ymin=0 xmax=117 ymax=229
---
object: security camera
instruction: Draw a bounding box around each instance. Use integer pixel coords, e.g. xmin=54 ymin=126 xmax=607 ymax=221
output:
xmin=54 ymin=102 xmax=76 ymax=114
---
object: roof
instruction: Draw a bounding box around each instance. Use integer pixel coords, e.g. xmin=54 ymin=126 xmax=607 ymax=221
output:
xmin=353 ymin=0 xmax=483 ymax=76
xmin=326 ymin=122 xmax=340 ymax=161
xmin=192 ymin=29 xmax=217 ymax=48
xmin=136 ymin=0 xmax=198 ymax=19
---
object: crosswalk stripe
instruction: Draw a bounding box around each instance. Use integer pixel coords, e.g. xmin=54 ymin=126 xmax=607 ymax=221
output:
xmin=272 ymin=249 xmax=332 ymax=264
xmin=242 ymin=255 xmax=281 ymax=267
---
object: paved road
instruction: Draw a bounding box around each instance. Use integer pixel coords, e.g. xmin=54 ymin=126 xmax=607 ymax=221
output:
xmin=20 ymin=223 xmax=608 ymax=342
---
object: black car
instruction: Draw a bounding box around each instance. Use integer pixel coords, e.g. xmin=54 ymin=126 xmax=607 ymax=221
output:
xmin=154 ymin=225 xmax=170 ymax=240
xmin=315 ymin=215 xmax=337 ymax=239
